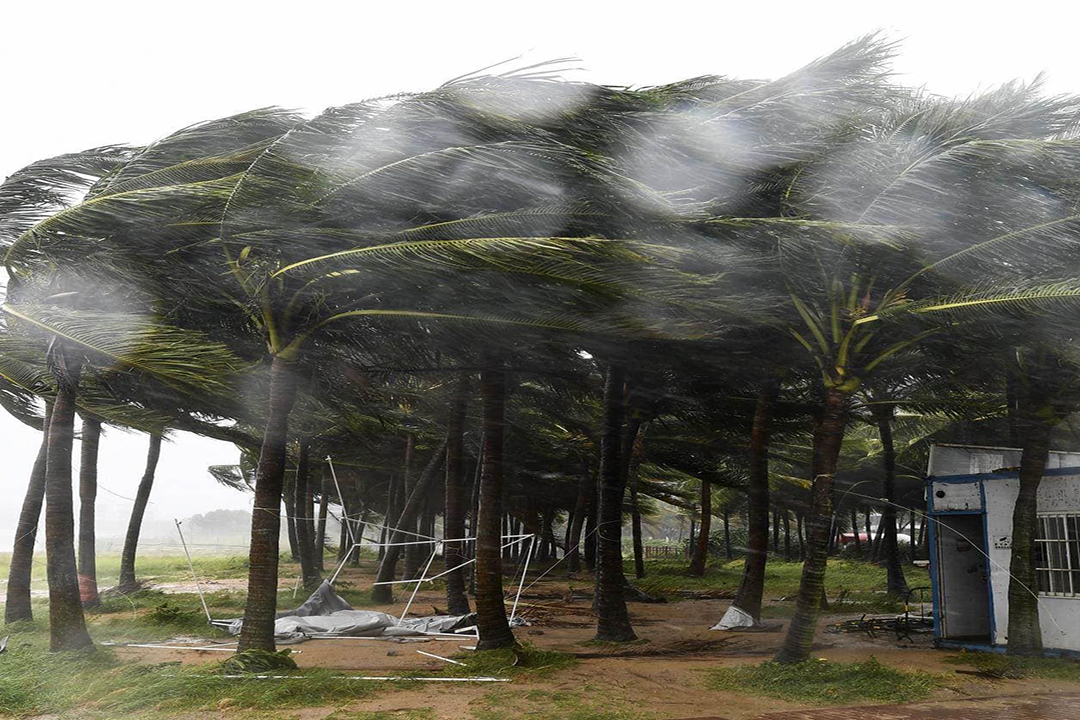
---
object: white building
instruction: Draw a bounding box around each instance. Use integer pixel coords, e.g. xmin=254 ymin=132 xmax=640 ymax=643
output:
xmin=927 ymin=444 xmax=1080 ymax=655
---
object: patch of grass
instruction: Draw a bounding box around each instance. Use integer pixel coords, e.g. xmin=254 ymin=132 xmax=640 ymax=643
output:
xmin=944 ymin=650 xmax=1080 ymax=681
xmin=441 ymin=643 xmax=576 ymax=679
xmin=0 ymin=639 xmax=382 ymax=717
xmin=220 ymin=648 xmax=299 ymax=673
xmin=705 ymin=657 xmax=944 ymax=705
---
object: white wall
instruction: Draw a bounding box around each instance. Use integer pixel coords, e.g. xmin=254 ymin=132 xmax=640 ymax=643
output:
xmin=984 ymin=473 xmax=1080 ymax=652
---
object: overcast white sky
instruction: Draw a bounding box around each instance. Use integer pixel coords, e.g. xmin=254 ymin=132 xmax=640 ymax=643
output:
xmin=4 ymin=0 xmax=1080 ymax=548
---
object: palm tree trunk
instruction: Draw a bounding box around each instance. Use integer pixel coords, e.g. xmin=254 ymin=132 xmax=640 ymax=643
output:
xmin=870 ymin=517 xmax=885 ymax=561
xmin=371 ymin=440 xmax=448 ymax=602
xmin=871 ymin=403 xmax=909 ymax=598
xmin=502 ymin=515 xmax=512 ymax=562
xmin=593 ymin=364 xmax=636 ymax=642
xmin=626 ymin=424 xmax=647 ymax=580
xmin=630 ymin=488 xmax=646 ymax=578
xmin=467 ymin=445 xmax=483 ymax=594
xmin=724 ymin=508 xmax=732 ymax=560
xmin=339 ymin=517 xmax=350 ymax=561
xmin=5 ymin=403 xmax=52 ymax=623
xmin=775 ymin=387 xmax=850 ymax=664
xmin=1007 ymin=413 xmax=1053 ymax=655
xmin=864 ymin=508 xmax=873 ymax=555
xmin=444 ymin=376 xmax=471 ymax=615
xmin=798 ymin=512 xmax=806 ymax=559
xmin=784 ymin=511 xmax=792 ymax=560
xmin=379 ymin=474 xmax=397 ymax=562
xmin=564 ymin=512 xmax=574 ymax=558
xmin=315 ymin=465 xmax=329 ymax=572
xmin=583 ymin=485 xmax=597 ymax=572
xmin=567 ymin=464 xmax=589 ymax=573
xmin=237 ymin=355 xmax=299 ymax=653
xmin=118 ymin=432 xmax=163 ymax=589
xmin=402 ymin=436 xmax=423 ymax=579
xmin=77 ymin=416 xmax=101 ymax=607
xmin=732 ymin=382 xmax=777 ymax=622
xmin=689 ymin=480 xmax=711 ymax=576
xmin=44 ymin=343 xmax=93 ymax=651
xmin=475 ymin=367 xmax=516 ymax=650
xmin=294 ymin=440 xmax=321 ymax=589
xmin=283 ymin=474 xmax=300 ymax=563
xmin=540 ymin=508 xmax=555 ymax=563
xmin=851 ymin=507 xmax=861 ymax=554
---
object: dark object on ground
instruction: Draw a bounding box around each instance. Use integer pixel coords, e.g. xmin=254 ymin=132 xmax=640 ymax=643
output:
xmin=625 ymin=583 xmax=667 ymax=603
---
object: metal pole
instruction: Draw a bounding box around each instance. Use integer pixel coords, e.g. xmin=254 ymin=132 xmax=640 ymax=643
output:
xmin=326 ymin=456 xmax=356 ymax=547
xmin=509 ymin=534 xmax=535 ymax=624
xmin=398 ymin=547 xmax=439 ymax=625
xmin=175 ymin=519 xmax=213 ymax=624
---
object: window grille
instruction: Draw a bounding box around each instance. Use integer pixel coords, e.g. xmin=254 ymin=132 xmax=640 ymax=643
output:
xmin=1035 ymin=514 xmax=1080 ymax=597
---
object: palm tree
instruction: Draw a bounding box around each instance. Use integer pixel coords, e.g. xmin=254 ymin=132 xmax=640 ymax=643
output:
xmin=475 ymin=366 xmax=516 ymax=649
xmin=77 ymin=415 xmax=102 ymax=606
xmin=730 ymin=379 xmax=780 ymax=624
xmin=42 ymin=339 xmax=93 ymax=650
xmin=293 ymin=439 xmax=321 ymax=589
xmin=688 ymin=478 xmax=712 ymax=576
xmin=5 ymin=401 xmax=50 ymax=623
xmin=867 ymin=398 xmax=910 ymax=598
xmin=117 ymin=432 xmax=164 ymax=589
xmin=443 ymin=374 xmax=471 ymax=615
xmin=593 ymin=364 xmax=636 ymax=641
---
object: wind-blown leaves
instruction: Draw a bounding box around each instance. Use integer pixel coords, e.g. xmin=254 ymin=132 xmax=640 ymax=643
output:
xmin=2 ymin=304 xmax=243 ymax=395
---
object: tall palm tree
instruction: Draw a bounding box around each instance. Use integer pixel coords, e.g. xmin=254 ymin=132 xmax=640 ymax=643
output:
xmin=118 ymin=432 xmax=164 ymax=589
xmin=593 ymin=364 xmax=636 ymax=641
xmin=443 ymin=374 xmax=472 ymax=615
xmin=475 ymin=365 xmax=515 ymax=649
xmin=5 ymin=401 xmax=51 ymax=623
xmin=42 ymin=339 xmax=93 ymax=650
xmin=77 ymin=415 xmax=102 ymax=607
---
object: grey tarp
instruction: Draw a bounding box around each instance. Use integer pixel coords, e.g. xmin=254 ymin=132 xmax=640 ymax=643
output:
xmin=222 ymin=580 xmax=476 ymax=641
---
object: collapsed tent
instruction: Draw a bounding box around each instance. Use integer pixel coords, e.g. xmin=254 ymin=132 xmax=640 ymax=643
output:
xmin=219 ymin=581 xmax=477 ymax=642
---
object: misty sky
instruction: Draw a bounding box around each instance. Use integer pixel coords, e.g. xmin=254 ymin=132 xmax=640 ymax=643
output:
xmin=4 ymin=0 xmax=1080 ymax=549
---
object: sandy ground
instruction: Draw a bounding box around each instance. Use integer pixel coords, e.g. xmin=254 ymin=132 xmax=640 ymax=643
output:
xmin=107 ymin=563 xmax=1080 ymax=719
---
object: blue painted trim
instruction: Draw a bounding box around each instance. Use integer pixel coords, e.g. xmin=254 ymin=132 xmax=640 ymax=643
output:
xmin=927 ymin=487 xmax=942 ymax=639
xmin=937 ymin=639 xmax=1080 ymax=659
xmin=980 ymin=481 xmax=997 ymax=645
xmin=938 ymin=639 xmax=1002 ymax=654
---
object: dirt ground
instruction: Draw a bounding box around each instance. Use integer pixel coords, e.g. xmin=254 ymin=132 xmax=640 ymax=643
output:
xmin=111 ymin=563 xmax=1080 ymax=719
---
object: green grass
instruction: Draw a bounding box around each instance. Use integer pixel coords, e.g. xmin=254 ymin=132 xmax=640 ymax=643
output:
xmin=0 ymin=550 xmax=252 ymax=590
xmin=943 ymin=650 xmax=1080 ymax=681
xmin=0 ymin=639 xmax=383 ymax=717
xmin=630 ymin=557 xmax=928 ymax=609
xmin=706 ymin=657 xmax=944 ymax=705
xmin=0 ymin=552 xmax=579 ymax=717
xmin=442 ymin=644 xmax=576 ymax=679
